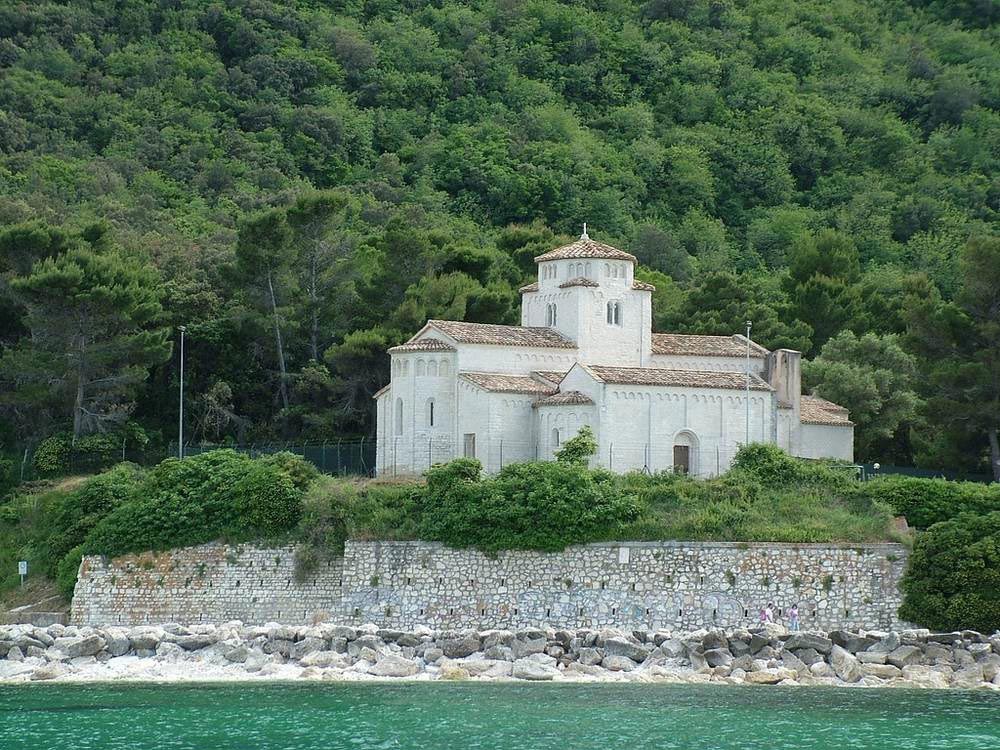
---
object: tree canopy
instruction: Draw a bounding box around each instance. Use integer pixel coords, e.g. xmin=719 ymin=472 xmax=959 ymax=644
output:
xmin=0 ymin=0 xmax=997 ymax=473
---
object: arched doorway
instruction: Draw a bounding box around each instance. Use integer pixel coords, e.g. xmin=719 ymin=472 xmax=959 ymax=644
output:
xmin=672 ymin=431 xmax=698 ymax=475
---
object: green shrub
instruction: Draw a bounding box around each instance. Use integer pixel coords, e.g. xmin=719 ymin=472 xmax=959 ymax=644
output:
xmin=32 ymin=435 xmax=71 ymax=477
xmin=899 ymin=512 xmax=1000 ymax=633
xmin=56 ymin=545 xmax=85 ymax=600
xmin=0 ymin=457 xmax=15 ymax=497
xmin=232 ymin=463 xmax=301 ymax=537
xmin=82 ymin=450 xmax=305 ymax=559
xmin=860 ymin=475 xmax=1000 ymax=529
xmin=555 ymin=425 xmax=597 ymax=466
xmin=36 ymin=462 xmax=144 ymax=578
xmin=72 ymin=434 xmax=123 ymax=466
xmin=728 ymin=444 xmax=804 ymax=484
xmin=261 ymin=451 xmax=319 ymax=492
xmin=419 ymin=459 xmax=641 ymax=552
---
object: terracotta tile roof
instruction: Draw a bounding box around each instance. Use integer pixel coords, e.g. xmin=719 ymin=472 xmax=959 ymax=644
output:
xmin=800 ymin=395 xmax=853 ymax=426
xmin=535 ymin=237 xmax=637 ymax=263
xmin=428 ymin=320 xmax=575 ymax=348
xmin=388 ymin=338 xmax=456 ymax=353
xmin=559 ymin=276 xmax=600 ymax=289
xmin=533 ymin=391 xmax=594 ymax=407
xmin=651 ymin=333 xmax=769 ymax=358
xmin=519 ymin=281 xmax=539 ymax=293
xmin=632 ymin=280 xmax=656 ymax=291
xmin=531 ymin=370 xmax=567 ymax=385
xmin=585 ymin=365 xmax=773 ymax=391
xmin=459 ymin=372 xmax=556 ymax=394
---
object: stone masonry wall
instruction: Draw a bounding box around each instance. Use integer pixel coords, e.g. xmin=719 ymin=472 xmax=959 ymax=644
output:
xmin=73 ymin=540 xmax=909 ymax=631
xmin=71 ymin=543 xmax=344 ymax=626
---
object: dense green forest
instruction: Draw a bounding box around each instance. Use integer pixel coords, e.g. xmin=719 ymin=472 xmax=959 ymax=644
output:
xmin=0 ymin=0 xmax=998 ymax=477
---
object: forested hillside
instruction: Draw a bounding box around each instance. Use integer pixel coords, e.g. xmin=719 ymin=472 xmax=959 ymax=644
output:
xmin=0 ymin=0 xmax=998 ymax=476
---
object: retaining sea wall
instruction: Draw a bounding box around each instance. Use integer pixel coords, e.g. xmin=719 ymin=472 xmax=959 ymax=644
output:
xmin=72 ymin=540 xmax=909 ymax=631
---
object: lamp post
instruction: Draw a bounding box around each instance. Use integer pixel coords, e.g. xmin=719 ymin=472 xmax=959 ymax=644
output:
xmin=745 ymin=320 xmax=752 ymax=446
xmin=178 ymin=325 xmax=186 ymax=459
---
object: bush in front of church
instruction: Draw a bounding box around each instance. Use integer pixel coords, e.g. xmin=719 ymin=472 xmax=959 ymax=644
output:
xmin=418 ymin=458 xmax=641 ymax=553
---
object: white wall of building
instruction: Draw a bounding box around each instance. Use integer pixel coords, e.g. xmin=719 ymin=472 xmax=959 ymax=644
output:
xmin=797 ymin=424 xmax=854 ymax=462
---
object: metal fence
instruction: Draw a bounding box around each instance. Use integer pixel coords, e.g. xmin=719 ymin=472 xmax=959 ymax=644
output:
xmin=8 ymin=438 xmax=377 ymax=484
xmin=858 ymin=463 xmax=994 ymax=484
xmin=176 ymin=439 xmax=376 ymax=477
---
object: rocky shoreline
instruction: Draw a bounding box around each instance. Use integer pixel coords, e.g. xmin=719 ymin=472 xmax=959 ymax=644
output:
xmin=2 ymin=622 xmax=999 ymax=689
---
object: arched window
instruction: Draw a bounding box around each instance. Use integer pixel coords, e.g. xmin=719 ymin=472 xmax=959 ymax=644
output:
xmin=428 ymin=360 xmax=438 ymax=377
xmin=585 ymin=262 xmax=591 ymax=277
xmin=394 ymin=398 xmax=403 ymax=436
xmin=606 ymin=301 xmax=622 ymax=326
xmin=416 ymin=360 xmax=426 ymax=376
xmin=604 ymin=263 xmax=610 ymax=277
xmin=546 ymin=303 xmax=558 ymax=326
xmin=426 ymin=398 xmax=435 ymax=427
xmin=440 ymin=360 xmax=450 ymax=376
xmin=552 ymin=428 xmax=560 ymax=447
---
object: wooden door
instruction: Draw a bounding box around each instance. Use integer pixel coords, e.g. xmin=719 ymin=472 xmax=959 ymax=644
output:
xmin=673 ymin=445 xmax=690 ymax=475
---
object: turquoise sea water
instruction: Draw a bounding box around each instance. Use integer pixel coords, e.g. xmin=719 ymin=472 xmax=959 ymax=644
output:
xmin=1 ymin=682 xmax=999 ymax=750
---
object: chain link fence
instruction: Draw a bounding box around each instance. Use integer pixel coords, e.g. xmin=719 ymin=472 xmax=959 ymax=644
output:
xmin=8 ymin=438 xmax=378 ymax=484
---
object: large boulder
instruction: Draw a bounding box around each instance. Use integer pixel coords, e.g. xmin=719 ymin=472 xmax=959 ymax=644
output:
xmin=603 ymin=637 xmax=650 ymax=663
xmin=745 ymin=669 xmax=794 ymax=685
xmin=901 ymin=665 xmax=950 ymax=689
xmin=577 ymin=648 xmax=604 ymax=666
xmin=306 ymin=651 xmax=349 ymax=669
xmin=830 ymin=631 xmax=877 ymax=654
xmin=52 ymin=635 xmax=104 ymax=659
xmin=703 ymin=649 xmax=733 ymax=668
xmin=886 ymin=645 xmax=924 ymax=668
xmin=131 ymin=632 xmax=162 ymax=651
xmin=660 ymin=639 xmax=686 ymax=659
xmin=511 ymin=637 xmax=547 ymax=659
xmin=512 ymin=658 xmax=559 ymax=681
xmin=369 ymin=654 xmax=420 ymax=678
xmin=867 ymin=632 xmax=901 ymax=653
xmin=783 ymin=633 xmax=833 ymax=654
xmin=175 ymin=634 xmax=216 ymax=651
xmin=439 ymin=632 xmax=481 ymax=659
xmin=830 ymin=645 xmax=862 ymax=683
xmin=860 ymin=663 xmax=902 ymax=680
xmin=104 ymin=630 xmax=131 ymax=657
xmin=601 ymin=655 xmax=636 ymax=672
xmin=951 ymin=664 xmax=985 ymax=689
xmin=31 ymin=663 xmax=68 ymax=681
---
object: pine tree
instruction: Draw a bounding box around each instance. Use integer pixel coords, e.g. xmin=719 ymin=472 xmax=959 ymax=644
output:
xmin=1 ymin=230 xmax=170 ymax=439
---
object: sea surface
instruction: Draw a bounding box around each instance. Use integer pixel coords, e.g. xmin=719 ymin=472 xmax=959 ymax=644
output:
xmin=1 ymin=682 xmax=999 ymax=750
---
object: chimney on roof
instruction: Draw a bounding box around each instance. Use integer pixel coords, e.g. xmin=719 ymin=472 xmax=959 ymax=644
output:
xmin=766 ymin=349 xmax=801 ymax=412
xmin=580 ymin=222 xmax=589 ymax=240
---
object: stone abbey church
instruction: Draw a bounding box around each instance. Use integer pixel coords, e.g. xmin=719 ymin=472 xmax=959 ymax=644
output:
xmin=375 ymin=231 xmax=853 ymax=477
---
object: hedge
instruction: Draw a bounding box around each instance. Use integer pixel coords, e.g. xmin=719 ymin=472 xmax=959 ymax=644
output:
xmin=899 ymin=511 xmax=1000 ymax=633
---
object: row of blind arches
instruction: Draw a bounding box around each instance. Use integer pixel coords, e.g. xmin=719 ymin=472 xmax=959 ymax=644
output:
xmin=392 ymin=358 xmax=451 ymax=377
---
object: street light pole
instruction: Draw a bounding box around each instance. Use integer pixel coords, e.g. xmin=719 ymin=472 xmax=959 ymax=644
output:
xmin=745 ymin=320 xmax=752 ymax=446
xmin=178 ymin=325 xmax=186 ymax=459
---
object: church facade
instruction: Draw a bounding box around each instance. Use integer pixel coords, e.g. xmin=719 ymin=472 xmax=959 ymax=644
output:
xmin=374 ymin=232 xmax=853 ymax=477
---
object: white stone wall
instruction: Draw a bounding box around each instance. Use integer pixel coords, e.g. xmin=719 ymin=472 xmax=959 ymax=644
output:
xmin=798 ymin=423 xmax=854 ymax=462
xmin=74 ymin=540 xmax=910 ymax=632
xmin=380 ymin=350 xmax=458 ymax=476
